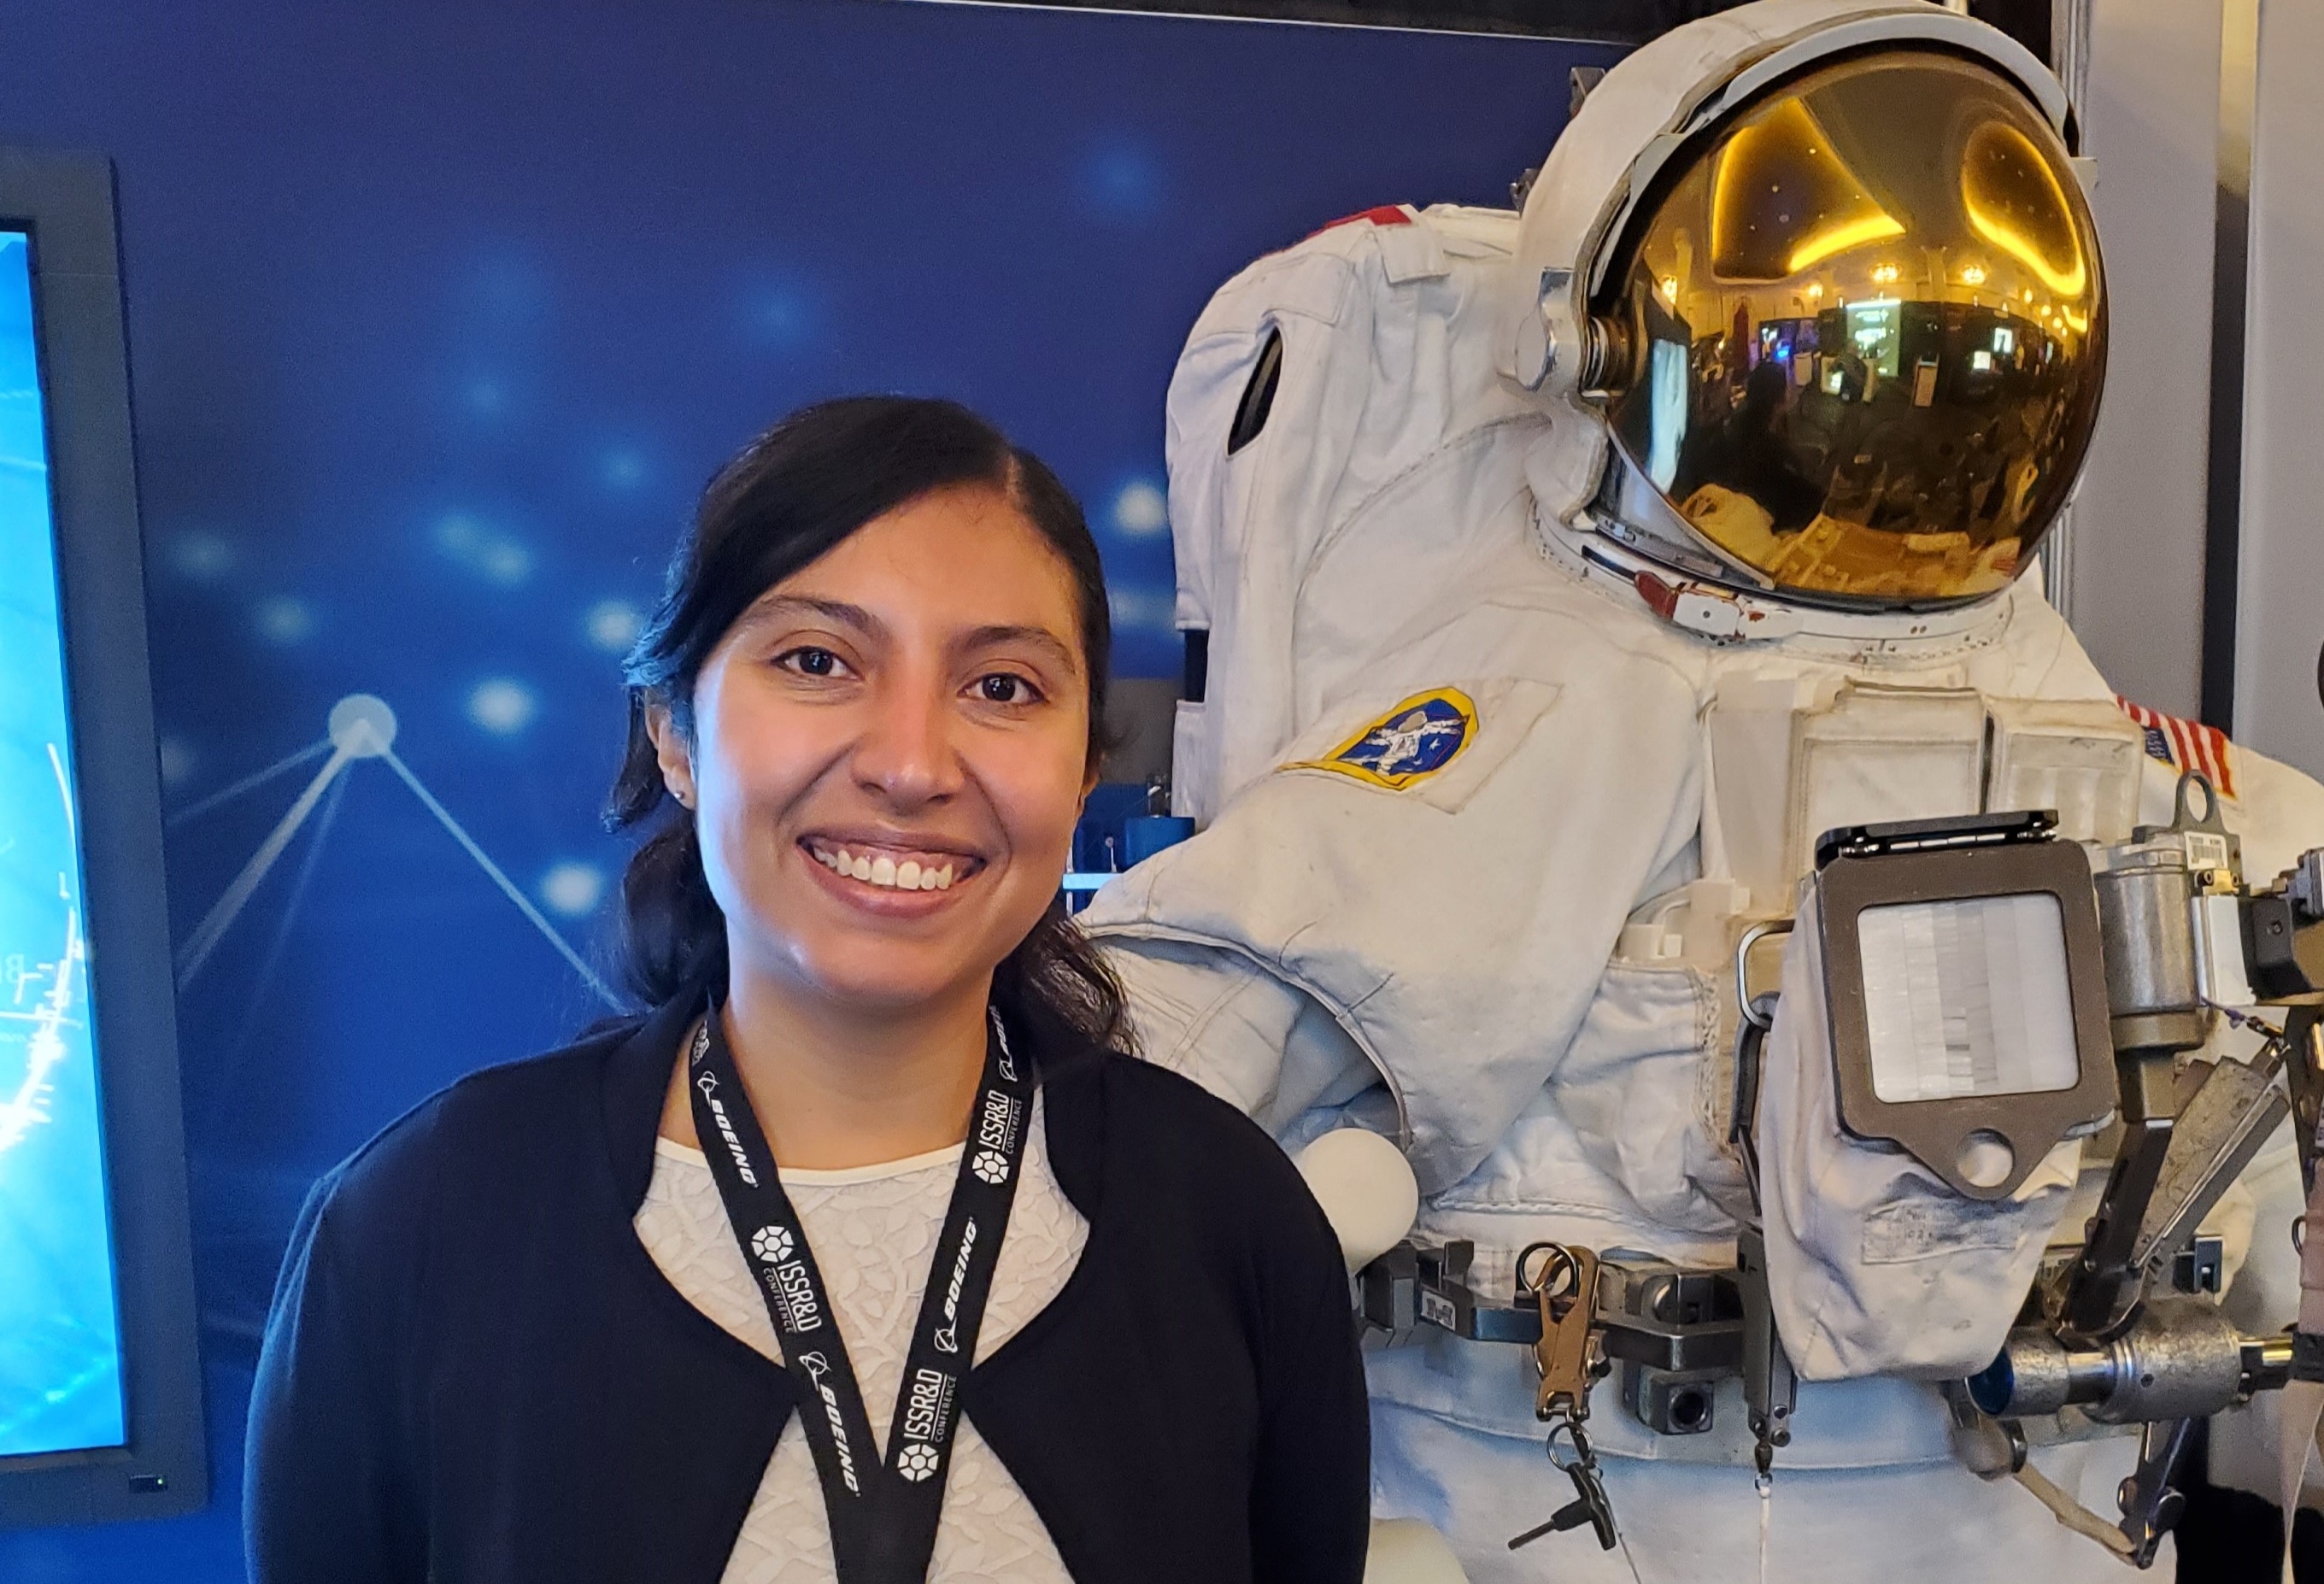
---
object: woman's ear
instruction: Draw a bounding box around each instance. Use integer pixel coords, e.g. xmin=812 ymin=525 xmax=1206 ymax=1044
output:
xmin=646 ymin=701 xmax=698 ymax=811
xmin=1082 ymin=721 xmax=1105 ymax=802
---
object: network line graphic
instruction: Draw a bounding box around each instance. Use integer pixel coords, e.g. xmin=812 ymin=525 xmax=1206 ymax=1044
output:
xmin=171 ymin=693 xmax=619 ymax=1009
xmin=0 ymin=747 xmax=85 ymax=1161
xmin=0 ymin=740 xmax=114 ymax=1458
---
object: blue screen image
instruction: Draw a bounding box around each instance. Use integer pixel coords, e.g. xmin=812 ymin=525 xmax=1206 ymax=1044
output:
xmin=0 ymin=228 xmax=126 ymax=1459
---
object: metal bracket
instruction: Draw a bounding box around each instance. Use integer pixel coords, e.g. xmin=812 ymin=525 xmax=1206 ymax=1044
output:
xmin=2116 ymin=1417 xmax=2195 ymax=1568
xmin=2131 ymin=1049 xmax=2290 ymax=1276
xmin=1736 ymin=1226 xmax=1796 ymax=1477
xmin=1358 ymin=1239 xmax=1751 ymax=1384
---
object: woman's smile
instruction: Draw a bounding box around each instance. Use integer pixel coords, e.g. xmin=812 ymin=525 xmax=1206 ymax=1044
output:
xmin=797 ymin=831 xmax=989 ymax=912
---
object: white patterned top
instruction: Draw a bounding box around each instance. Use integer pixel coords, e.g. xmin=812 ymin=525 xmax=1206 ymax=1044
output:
xmin=635 ymin=1093 xmax=1086 ymax=1584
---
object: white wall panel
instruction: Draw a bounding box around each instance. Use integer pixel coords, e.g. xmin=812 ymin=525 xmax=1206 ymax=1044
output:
xmin=2066 ymin=0 xmax=2224 ymax=720
xmin=2234 ymin=0 xmax=2324 ymax=778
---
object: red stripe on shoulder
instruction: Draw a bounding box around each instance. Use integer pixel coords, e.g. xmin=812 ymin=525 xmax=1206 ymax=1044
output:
xmin=1312 ymin=204 xmax=1414 ymax=238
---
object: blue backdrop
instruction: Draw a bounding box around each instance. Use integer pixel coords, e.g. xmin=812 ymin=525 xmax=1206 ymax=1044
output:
xmin=0 ymin=1 xmax=1611 ymax=1575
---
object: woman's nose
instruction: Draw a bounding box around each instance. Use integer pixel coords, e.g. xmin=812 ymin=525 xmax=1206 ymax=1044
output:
xmin=851 ymin=675 xmax=960 ymax=807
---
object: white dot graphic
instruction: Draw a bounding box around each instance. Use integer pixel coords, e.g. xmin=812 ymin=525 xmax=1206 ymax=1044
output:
xmin=167 ymin=531 xmax=234 ymax=581
xmin=1106 ymin=587 xmax=1175 ymax=631
xmin=328 ymin=694 xmax=399 ymax=758
xmin=539 ymin=861 xmax=606 ymax=918
xmin=1112 ymin=481 xmax=1169 ymax=537
xmin=478 ymin=540 xmax=531 ymax=584
xmin=467 ymin=678 xmax=537 ymax=736
xmin=585 ymin=599 xmax=643 ymax=655
xmin=435 ymin=512 xmax=533 ymax=586
xmin=156 ymin=736 xmax=196 ymax=787
xmin=255 ymin=596 xmax=314 ymax=644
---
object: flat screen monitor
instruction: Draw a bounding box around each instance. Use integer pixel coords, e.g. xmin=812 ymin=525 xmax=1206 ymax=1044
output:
xmin=0 ymin=147 xmax=205 ymax=1527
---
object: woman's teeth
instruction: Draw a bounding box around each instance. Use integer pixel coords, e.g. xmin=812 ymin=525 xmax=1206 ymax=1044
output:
xmin=813 ymin=846 xmax=954 ymax=890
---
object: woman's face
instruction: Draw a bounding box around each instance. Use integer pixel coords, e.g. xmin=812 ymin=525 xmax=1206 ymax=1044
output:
xmin=658 ymin=483 xmax=1094 ymax=1018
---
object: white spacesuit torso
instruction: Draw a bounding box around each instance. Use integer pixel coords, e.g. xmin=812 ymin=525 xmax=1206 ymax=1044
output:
xmin=1083 ymin=6 xmax=2324 ymax=1577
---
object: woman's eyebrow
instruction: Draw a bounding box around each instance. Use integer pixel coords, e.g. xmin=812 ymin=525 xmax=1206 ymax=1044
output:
xmin=735 ymin=594 xmax=883 ymax=640
xmin=958 ymin=623 xmax=1082 ymax=677
xmin=738 ymin=597 xmax=1077 ymax=674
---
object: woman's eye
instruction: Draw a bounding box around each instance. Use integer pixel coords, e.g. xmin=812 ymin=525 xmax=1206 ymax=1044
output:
xmin=778 ymin=646 xmax=848 ymax=678
xmin=976 ymin=672 xmax=1042 ymax=705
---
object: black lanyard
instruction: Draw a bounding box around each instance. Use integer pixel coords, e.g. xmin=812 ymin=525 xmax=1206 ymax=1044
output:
xmin=687 ymin=1000 xmax=1034 ymax=1584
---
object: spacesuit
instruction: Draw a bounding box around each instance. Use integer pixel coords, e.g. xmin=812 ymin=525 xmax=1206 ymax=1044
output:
xmin=1079 ymin=3 xmax=2324 ymax=1580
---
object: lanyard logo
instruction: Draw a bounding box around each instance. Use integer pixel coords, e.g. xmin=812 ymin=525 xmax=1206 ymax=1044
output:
xmin=759 ymin=1248 xmax=825 ymax=1335
xmin=896 ymin=1367 xmax=956 ymax=1481
xmin=931 ymin=1218 xmax=979 ymax=1354
xmin=969 ymin=1088 xmax=1022 ymax=1186
xmin=993 ymin=1012 xmax=1019 ymax=1082
xmin=693 ymin=1071 xmax=760 ymax=1187
xmin=795 ymin=1352 xmax=862 ymax=1495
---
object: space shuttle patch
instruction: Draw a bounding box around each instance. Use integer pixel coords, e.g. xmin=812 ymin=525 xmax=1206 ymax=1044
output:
xmin=2116 ymin=694 xmax=2238 ymax=801
xmin=1286 ymin=688 xmax=1476 ymax=790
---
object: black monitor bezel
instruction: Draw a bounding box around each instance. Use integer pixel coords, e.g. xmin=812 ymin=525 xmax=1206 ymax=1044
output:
xmin=0 ymin=145 xmax=207 ymax=1528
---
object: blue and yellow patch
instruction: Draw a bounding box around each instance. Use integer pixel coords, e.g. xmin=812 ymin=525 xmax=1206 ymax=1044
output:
xmin=1287 ymin=688 xmax=1477 ymax=790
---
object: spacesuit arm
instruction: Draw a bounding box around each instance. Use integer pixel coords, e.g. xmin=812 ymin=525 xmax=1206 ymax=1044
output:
xmin=1088 ymin=619 xmax=1705 ymax=1196
xmin=2185 ymin=741 xmax=2324 ymax=1507
xmin=2170 ymin=740 xmax=2324 ymax=1330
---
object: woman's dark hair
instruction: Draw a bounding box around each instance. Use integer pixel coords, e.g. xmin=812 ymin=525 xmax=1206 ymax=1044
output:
xmin=606 ymin=395 xmax=1130 ymax=1051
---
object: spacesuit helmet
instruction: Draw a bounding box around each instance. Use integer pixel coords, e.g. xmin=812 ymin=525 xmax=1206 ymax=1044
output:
xmin=1514 ymin=5 xmax=2104 ymax=614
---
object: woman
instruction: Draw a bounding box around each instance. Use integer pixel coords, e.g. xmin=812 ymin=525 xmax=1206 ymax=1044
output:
xmin=245 ymin=396 xmax=1370 ymax=1583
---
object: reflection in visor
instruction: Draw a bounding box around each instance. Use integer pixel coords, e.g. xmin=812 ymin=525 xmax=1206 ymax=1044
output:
xmin=1711 ymin=96 xmax=1904 ymax=279
xmin=1596 ymin=52 xmax=2105 ymax=609
xmin=1963 ymin=122 xmax=2088 ymax=298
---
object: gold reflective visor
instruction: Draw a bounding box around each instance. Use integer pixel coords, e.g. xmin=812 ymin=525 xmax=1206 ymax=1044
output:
xmin=1595 ymin=51 xmax=2104 ymax=609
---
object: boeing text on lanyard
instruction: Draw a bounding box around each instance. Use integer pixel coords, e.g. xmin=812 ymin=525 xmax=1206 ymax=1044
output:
xmin=688 ymin=1000 xmax=1035 ymax=1584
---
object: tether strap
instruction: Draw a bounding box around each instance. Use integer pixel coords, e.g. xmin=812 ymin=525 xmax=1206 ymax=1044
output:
xmin=688 ymin=1001 xmax=1034 ymax=1583
xmin=2280 ymin=1169 xmax=2324 ymax=1582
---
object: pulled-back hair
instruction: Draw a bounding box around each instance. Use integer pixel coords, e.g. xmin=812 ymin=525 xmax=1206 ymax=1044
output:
xmin=605 ymin=395 xmax=1129 ymax=1050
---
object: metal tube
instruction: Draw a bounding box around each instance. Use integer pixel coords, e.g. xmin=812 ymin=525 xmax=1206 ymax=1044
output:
xmin=1972 ymin=1301 xmax=2262 ymax=1423
xmin=2093 ymin=848 xmax=2207 ymax=1053
xmin=2090 ymin=1300 xmax=2248 ymax=1423
xmin=2242 ymin=1334 xmax=2296 ymax=1397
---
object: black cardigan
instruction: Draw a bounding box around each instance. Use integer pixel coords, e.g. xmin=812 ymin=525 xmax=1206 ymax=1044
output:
xmin=244 ymin=994 xmax=1370 ymax=1583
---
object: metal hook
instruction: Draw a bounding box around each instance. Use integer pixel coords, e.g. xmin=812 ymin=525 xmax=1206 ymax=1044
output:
xmin=2174 ymin=771 xmax=2227 ymax=835
xmin=1734 ymin=918 xmax=1794 ymax=1032
xmin=1543 ymin=1415 xmax=1592 ymax=1471
xmin=1517 ymin=1241 xmax=1579 ymax=1299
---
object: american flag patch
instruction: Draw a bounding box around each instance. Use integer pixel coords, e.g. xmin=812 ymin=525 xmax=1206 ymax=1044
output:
xmin=2115 ymin=695 xmax=2238 ymax=801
